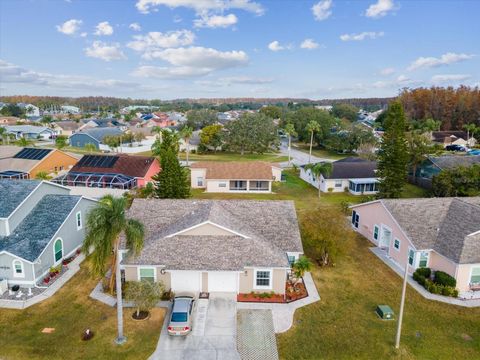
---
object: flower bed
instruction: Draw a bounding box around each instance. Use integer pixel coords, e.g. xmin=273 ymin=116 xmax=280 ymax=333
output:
xmin=286 ymin=281 xmax=308 ymax=302
xmin=237 ymin=292 xmax=285 ymax=303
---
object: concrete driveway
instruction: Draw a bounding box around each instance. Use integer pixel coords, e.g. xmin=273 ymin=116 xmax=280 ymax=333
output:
xmin=149 ymin=293 xmax=240 ymax=360
xmin=278 ymin=140 xmax=333 ymax=167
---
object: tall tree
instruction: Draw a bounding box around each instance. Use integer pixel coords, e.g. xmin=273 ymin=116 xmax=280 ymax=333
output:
xmin=463 ymin=123 xmax=478 ymax=145
xmin=186 ymin=109 xmax=217 ymax=130
xmin=55 ymin=135 xmax=68 ymax=149
xmin=151 ymin=129 xmax=179 ymax=157
xmin=332 ymin=103 xmax=359 ymax=122
xmin=407 ymin=131 xmax=436 ymax=182
xmin=200 ymin=124 xmax=223 ymax=153
xmin=82 ymin=195 xmax=145 ymax=344
xmin=284 ymin=122 xmax=297 ymax=166
xmin=304 ymin=162 xmax=333 ymax=197
xmin=153 ymin=148 xmax=190 ymax=198
xmin=259 ymin=105 xmax=282 ymax=119
xmin=305 ymin=120 xmax=321 ymax=164
xmin=180 ymin=126 xmax=193 ymax=165
xmin=377 ymin=101 xmax=409 ymax=198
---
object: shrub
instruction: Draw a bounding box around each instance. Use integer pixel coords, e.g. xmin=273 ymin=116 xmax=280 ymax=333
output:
xmin=413 ymin=273 xmax=426 ymax=286
xmin=434 ymin=271 xmax=456 ymax=287
xmin=414 ymin=267 xmax=431 ymax=278
xmin=125 ymin=280 xmax=164 ymax=317
xmin=327 ymin=187 xmax=334 ymax=193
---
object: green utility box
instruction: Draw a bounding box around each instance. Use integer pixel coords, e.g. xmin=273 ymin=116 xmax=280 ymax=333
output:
xmin=376 ymin=305 xmax=394 ymax=320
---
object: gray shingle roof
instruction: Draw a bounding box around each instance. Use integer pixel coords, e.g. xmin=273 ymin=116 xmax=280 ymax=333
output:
xmin=429 ymin=155 xmax=480 ymax=170
xmin=303 ymin=157 xmax=377 ymax=179
xmin=80 ymin=127 xmax=123 ymax=142
xmin=121 ymin=199 xmax=303 ymax=270
xmin=381 ymin=197 xmax=480 ymax=264
xmin=0 ymin=180 xmax=40 ymax=218
xmin=0 ymin=194 xmax=81 ymax=261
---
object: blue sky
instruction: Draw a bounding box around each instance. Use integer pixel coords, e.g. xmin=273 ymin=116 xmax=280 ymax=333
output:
xmin=0 ymin=0 xmax=479 ymax=100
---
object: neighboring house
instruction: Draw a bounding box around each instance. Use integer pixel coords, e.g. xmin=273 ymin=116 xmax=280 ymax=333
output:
xmin=3 ymin=125 xmax=54 ymax=140
xmin=52 ymin=153 xmax=160 ymax=189
xmin=0 ymin=117 xmax=22 ymax=125
xmin=69 ymin=127 xmax=123 ymax=149
xmin=350 ymin=197 xmax=480 ymax=296
xmin=125 ymin=126 xmax=156 ymax=141
xmin=300 ymin=157 xmax=378 ymax=195
xmin=78 ymin=119 xmax=124 ymax=132
xmin=0 ymin=146 xmax=78 ymax=179
xmin=411 ymin=155 xmax=480 ymax=189
xmin=17 ymin=103 xmax=40 ymax=117
xmin=190 ymin=161 xmax=282 ymax=193
xmin=51 ymin=121 xmax=81 ymax=137
xmin=179 ymin=130 xmax=201 ymax=152
xmin=120 ymin=199 xmax=303 ymax=295
xmin=60 ymin=105 xmax=81 ymax=114
xmin=431 ymin=131 xmax=477 ymax=148
xmin=0 ymin=180 xmax=96 ymax=288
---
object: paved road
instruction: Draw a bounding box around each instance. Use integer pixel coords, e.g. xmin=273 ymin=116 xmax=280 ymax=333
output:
xmin=278 ymin=140 xmax=333 ymax=167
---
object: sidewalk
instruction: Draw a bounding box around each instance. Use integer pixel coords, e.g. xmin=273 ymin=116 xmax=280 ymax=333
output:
xmin=370 ymin=247 xmax=480 ymax=308
xmin=236 ymin=272 xmax=320 ymax=333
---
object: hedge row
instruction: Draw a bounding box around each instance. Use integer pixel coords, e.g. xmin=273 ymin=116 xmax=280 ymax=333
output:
xmin=412 ymin=268 xmax=458 ymax=298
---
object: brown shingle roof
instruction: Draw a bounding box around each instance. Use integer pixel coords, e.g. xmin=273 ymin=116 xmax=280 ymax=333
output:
xmin=190 ymin=161 xmax=278 ymax=180
xmin=71 ymin=154 xmax=157 ymax=178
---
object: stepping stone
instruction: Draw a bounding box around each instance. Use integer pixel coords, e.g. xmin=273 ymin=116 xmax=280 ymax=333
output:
xmin=41 ymin=328 xmax=55 ymax=334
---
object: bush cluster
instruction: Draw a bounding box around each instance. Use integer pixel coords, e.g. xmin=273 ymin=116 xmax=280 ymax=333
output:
xmin=412 ymin=268 xmax=458 ymax=298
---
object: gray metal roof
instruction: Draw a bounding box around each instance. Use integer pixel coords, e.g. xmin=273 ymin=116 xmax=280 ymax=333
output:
xmin=0 ymin=194 xmax=81 ymax=261
xmin=121 ymin=199 xmax=303 ymax=270
xmin=0 ymin=179 xmax=40 ymax=218
xmin=76 ymin=127 xmax=123 ymax=142
xmin=381 ymin=197 xmax=480 ymax=264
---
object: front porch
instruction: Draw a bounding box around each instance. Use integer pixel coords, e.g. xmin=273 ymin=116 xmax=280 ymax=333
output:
xmin=229 ymin=180 xmax=272 ymax=193
xmin=348 ymin=178 xmax=379 ymax=195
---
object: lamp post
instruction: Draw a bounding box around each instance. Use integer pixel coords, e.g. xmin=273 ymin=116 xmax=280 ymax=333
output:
xmin=395 ymin=263 xmax=409 ymax=349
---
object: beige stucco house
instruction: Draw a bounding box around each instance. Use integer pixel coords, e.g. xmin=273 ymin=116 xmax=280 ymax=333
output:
xmin=350 ymin=197 xmax=480 ymax=297
xmin=120 ymin=199 xmax=303 ymax=296
xmin=190 ymin=161 xmax=282 ymax=193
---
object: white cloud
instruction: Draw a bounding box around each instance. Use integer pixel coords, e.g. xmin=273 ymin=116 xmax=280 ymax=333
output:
xmin=84 ymin=41 xmax=126 ymax=61
xmin=173 ymin=15 xmax=183 ymax=23
xmin=380 ymin=67 xmax=395 ymax=75
xmin=135 ymin=0 xmax=264 ymax=15
xmin=197 ymin=76 xmax=274 ymax=86
xmin=194 ymin=13 xmax=238 ymax=28
xmin=431 ymin=74 xmax=471 ymax=83
xmin=365 ymin=0 xmax=396 ymax=18
xmin=340 ymin=31 xmax=384 ymax=41
xmin=300 ymin=39 xmax=320 ymax=50
xmin=407 ymin=52 xmax=475 ymax=71
xmin=268 ymin=41 xmax=285 ymax=52
xmin=312 ymin=0 xmax=332 ymax=21
xmin=56 ymin=19 xmax=83 ymax=36
xmin=127 ymin=30 xmax=195 ymax=54
xmin=80 ymin=32 xmax=88 ymax=38
xmin=373 ymin=74 xmax=421 ymax=88
xmin=129 ymin=23 xmax=142 ymax=31
xmin=131 ymin=46 xmax=248 ymax=78
xmin=94 ymin=21 xmax=114 ymax=36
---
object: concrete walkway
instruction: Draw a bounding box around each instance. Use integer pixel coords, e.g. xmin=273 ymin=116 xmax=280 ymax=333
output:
xmin=0 ymin=254 xmax=85 ymax=309
xmin=236 ymin=272 xmax=320 ymax=333
xmin=279 ymin=140 xmax=333 ymax=167
xmin=370 ymin=247 xmax=480 ymax=308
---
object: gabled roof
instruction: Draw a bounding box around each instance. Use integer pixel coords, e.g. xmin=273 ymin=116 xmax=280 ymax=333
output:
xmin=4 ymin=125 xmax=52 ymax=134
xmin=73 ymin=127 xmax=123 ymax=143
xmin=0 ymin=179 xmax=41 ymax=218
xmin=190 ymin=161 xmax=278 ymax=180
xmin=303 ymin=157 xmax=377 ymax=180
xmin=380 ymin=197 xmax=480 ymax=264
xmin=432 ymin=131 xmax=467 ymax=142
xmin=428 ymin=155 xmax=480 ymax=170
xmin=54 ymin=121 xmax=81 ymax=131
xmin=121 ymin=199 xmax=303 ymax=270
xmin=0 ymin=194 xmax=81 ymax=261
xmin=71 ymin=154 xmax=157 ymax=178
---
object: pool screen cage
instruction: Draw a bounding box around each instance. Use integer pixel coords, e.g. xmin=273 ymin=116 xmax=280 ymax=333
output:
xmin=52 ymin=171 xmax=137 ymax=189
xmin=0 ymin=171 xmax=29 ymax=179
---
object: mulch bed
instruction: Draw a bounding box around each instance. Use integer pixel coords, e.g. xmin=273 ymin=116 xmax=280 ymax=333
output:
xmin=131 ymin=310 xmax=150 ymax=320
xmin=237 ymin=281 xmax=309 ymax=304
xmin=286 ymin=282 xmax=308 ymax=303
xmin=237 ymin=293 xmax=285 ymax=303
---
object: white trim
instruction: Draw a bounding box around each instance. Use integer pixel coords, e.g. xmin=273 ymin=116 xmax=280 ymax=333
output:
xmin=12 ymin=259 xmax=25 ymax=278
xmin=469 ymin=266 xmax=480 ymax=285
xmin=76 ymin=211 xmax=82 ymax=230
xmin=253 ymin=268 xmax=273 ymax=290
xmin=165 ymin=221 xmax=250 ymax=239
xmin=467 ymin=229 xmax=480 ymax=237
xmin=373 ymin=224 xmax=379 ymax=242
xmin=53 ymin=238 xmax=64 ymax=265
xmin=379 ymin=224 xmax=393 ymax=249
xmin=393 ymin=238 xmax=401 ymax=251
xmin=137 ymin=266 xmax=157 ymax=282
xmin=0 ymin=251 xmax=35 ymax=264
xmin=408 ymin=247 xmax=415 ymax=268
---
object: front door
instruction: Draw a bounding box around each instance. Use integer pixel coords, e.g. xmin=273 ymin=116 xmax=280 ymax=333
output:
xmin=380 ymin=227 xmax=392 ymax=254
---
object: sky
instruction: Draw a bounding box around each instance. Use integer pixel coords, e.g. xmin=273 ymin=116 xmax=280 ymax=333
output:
xmin=0 ymin=0 xmax=479 ymax=100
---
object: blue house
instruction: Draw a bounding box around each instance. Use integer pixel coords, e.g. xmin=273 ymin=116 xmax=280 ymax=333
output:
xmin=69 ymin=128 xmax=123 ymax=149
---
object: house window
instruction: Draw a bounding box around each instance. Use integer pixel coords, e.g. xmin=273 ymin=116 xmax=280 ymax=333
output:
xmin=139 ymin=268 xmax=155 ymax=282
xmin=471 ymin=268 xmax=480 ymax=285
xmin=287 ymin=255 xmax=296 ymax=266
xmin=335 ymin=180 xmax=342 ymax=188
xmin=76 ymin=211 xmax=82 ymax=230
xmin=254 ymin=269 xmax=272 ymax=289
xmin=351 ymin=210 xmax=359 ymax=228
xmin=419 ymin=252 xmax=429 ymax=268
xmin=54 ymin=238 xmax=63 ymax=262
xmin=394 ymin=239 xmax=400 ymax=250
xmin=13 ymin=260 xmax=24 ymax=278
xmin=196 ymin=177 xmax=204 ymax=187
xmin=373 ymin=225 xmax=379 ymax=241
xmin=408 ymin=248 xmax=415 ymax=266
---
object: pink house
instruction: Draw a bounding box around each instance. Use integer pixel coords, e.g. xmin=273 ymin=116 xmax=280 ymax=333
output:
xmin=350 ymin=197 xmax=480 ymax=296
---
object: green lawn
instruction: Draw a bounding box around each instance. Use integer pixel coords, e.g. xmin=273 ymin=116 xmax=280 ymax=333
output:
xmin=135 ymin=150 xmax=288 ymax=163
xmin=293 ymin=143 xmax=354 ymax=160
xmin=0 ymin=264 xmax=165 ymax=360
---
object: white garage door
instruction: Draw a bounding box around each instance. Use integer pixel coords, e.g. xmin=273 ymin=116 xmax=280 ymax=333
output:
xmin=208 ymin=272 xmax=239 ymax=293
xmin=170 ymin=271 xmax=202 ymax=293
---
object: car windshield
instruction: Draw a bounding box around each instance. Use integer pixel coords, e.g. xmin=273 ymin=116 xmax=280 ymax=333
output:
xmin=171 ymin=312 xmax=188 ymax=322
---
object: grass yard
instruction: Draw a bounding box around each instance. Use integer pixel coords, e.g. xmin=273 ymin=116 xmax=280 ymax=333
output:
xmin=134 ymin=150 xmax=288 ymax=163
xmin=293 ymin=143 xmax=354 ymax=160
xmin=0 ymin=264 xmax=165 ymax=360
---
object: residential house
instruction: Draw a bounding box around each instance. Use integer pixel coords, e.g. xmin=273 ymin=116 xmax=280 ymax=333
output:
xmin=52 ymin=153 xmax=160 ymax=189
xmin=0 ymin=180 xmax=96 ymax=288
xmin=300 ymin=157 xmax=378 ymax=195
xmin=0 ymin=146 xmax=78 ymax=179
xmin=60 ymin=105 xmax=81 ymax=114
xmin=179 ymin=130 xmax=201 ymax=152
xmin=17 ymin=103 xmax=40 ymax=117
xmin=51 ymin=121 xmax=81 ymax=137
xmin=68 ymin=127 xmax=123 ymax=150
xmin=190 ymin=161 xmax=282 ymax=193
xmin=431 ymin=131 xmax=477 ymax=148
xmin=350 ymin=197 xmax=480 ymax=296
xmin=120 ymin=199 xmax=303 ymax=295
xmin=3 ymin=125 xmax=54 ymax=140
xmin=78 ymin=118 xmax=125 ymax=132
xmin=0 ymin=117 xmax=22 ymax=126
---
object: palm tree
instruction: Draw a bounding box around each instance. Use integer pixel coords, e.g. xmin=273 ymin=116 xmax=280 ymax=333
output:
xmin=284 ymin=122 xmax=297 ymax=166
xmin=305 ymin=120 xmax=321 ymax=164
xmin=180 ymin=126 xmax=193 ymax=166
xmin=292 ymin=256 xmax=313 ymax=286
xmin=463 ymin=123 xmax=478 ymax=146
xmin=15 ymin=137 xmax=33 ymax=147
xmin=82 ymin=195 xmax=145 ymax=344
xmin=35 ymin=171 xmax=51 ymax=180
xmin=304 ymin=162 xmax=333 ymax=197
